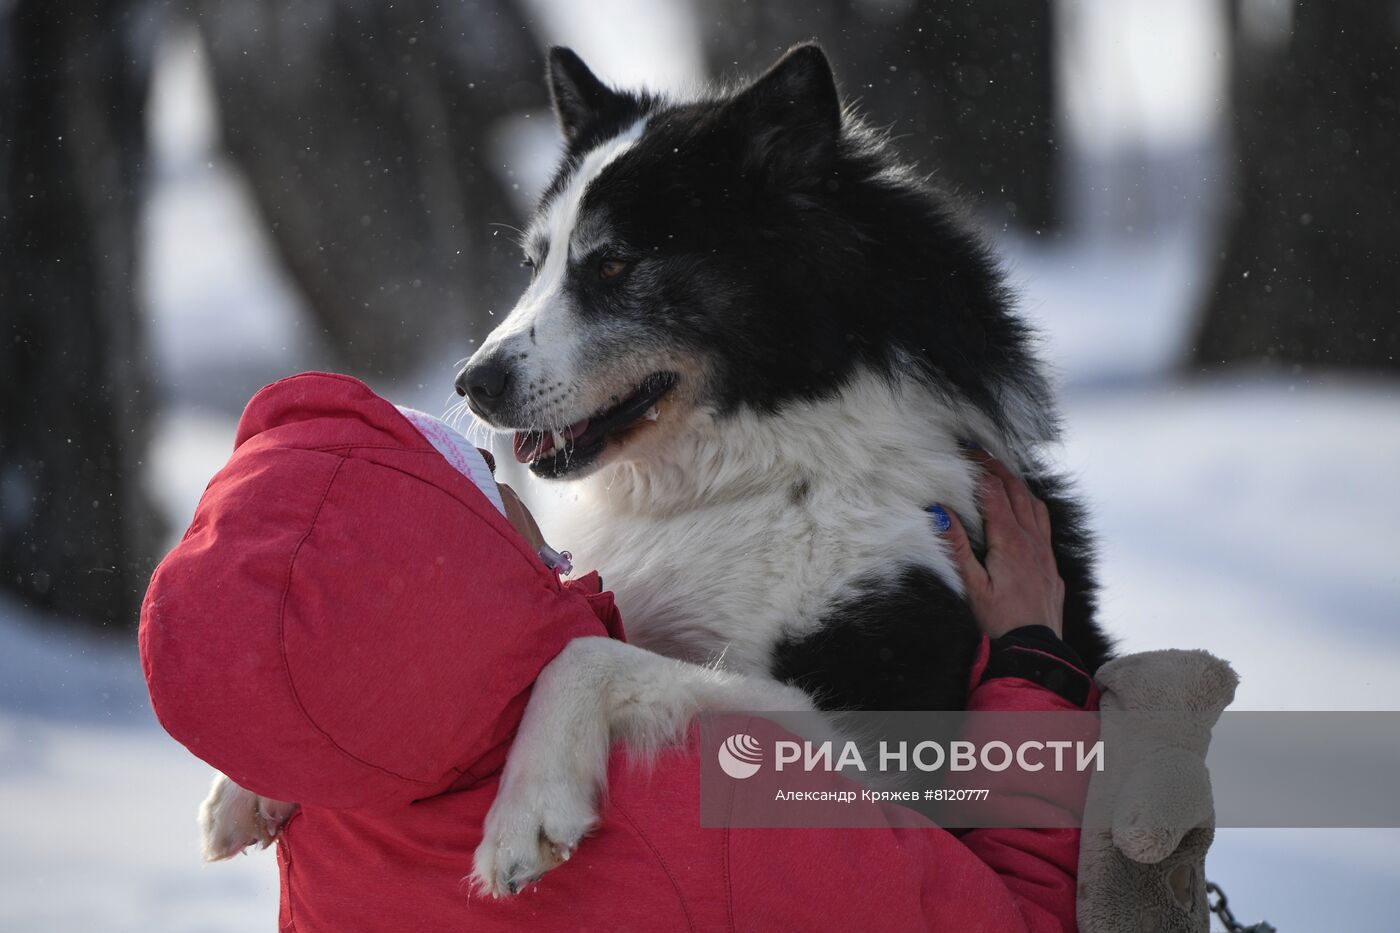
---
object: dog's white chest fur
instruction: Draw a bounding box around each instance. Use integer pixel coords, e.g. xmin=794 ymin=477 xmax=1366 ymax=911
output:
xmin=540 ymin=372 xmax=992 ymax=674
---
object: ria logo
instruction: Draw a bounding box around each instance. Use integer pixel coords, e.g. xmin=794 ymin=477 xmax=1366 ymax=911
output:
xmin=718 ymin=733 xmax=764 ymax=779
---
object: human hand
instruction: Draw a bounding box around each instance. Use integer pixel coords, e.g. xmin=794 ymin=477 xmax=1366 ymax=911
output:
xmin=933 ymin=453 xmax=1065 ymax=639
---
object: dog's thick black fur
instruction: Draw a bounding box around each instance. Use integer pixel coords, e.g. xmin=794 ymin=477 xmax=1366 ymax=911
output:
xmin=775 ymin=473 xmax=1109 ymax=712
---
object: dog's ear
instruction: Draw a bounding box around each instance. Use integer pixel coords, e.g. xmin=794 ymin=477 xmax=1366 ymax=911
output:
xmin=730 ymin=43 xmax=841 ymax=186
xmin=547 ymin=47 xmax=624 ymax=146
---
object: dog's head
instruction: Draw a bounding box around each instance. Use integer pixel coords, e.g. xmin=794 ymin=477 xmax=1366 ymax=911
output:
xmin=457 ymin=44 xmax=1039 ymax=479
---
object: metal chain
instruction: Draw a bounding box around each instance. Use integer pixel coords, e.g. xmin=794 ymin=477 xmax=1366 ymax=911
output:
xmin=1207 ymin=880 xmax=1276 ymax=933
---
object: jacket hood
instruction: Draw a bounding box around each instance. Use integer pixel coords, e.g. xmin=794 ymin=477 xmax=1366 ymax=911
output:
xmin=140 ymin=372 xmax=612 ymax=807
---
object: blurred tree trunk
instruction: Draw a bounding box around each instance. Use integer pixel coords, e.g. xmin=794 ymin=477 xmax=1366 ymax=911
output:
xmin=1192 ymin=3 xmax=1400 ymax=371
xmin=707 ymin=0 xmax=1059 ymax=231
xmin=0 ymin=1 xmax=166 ymax=628
xmin=192 ymin=0 xmax=545 ymax=376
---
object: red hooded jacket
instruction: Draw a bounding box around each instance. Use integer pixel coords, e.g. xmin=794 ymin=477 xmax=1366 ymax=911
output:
xmin=140 ymin=372 xmax=1094 ymax=932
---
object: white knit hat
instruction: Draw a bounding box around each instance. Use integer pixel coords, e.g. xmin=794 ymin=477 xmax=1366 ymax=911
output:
xmin=394 ymin=406 xmax=505 ymax=517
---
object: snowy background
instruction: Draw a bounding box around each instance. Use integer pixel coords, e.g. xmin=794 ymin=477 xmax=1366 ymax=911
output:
xmin=3 ymin=0 xmax=1399 ymax=929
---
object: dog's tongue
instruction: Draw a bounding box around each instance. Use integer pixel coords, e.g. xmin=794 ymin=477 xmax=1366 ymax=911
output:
xmin=511 ymin=432 xmax=541 ymax=463
xmin=511 ymin=416 xmax=592 ymax=463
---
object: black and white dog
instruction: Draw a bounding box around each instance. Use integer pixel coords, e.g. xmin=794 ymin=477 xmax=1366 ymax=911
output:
xmin=200 ymin=40 xmax=1112 ymax=888
xmin=455 ymin=44 xmax=1113 ymax=895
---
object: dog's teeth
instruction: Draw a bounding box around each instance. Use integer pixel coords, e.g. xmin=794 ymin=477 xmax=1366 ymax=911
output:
xmin=644 ymin=406 xmax=660 ymax=422
xmin=553 ymin=431 xmax=564 ymax=451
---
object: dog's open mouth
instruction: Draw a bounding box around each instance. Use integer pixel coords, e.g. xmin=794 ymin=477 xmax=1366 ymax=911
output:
xmin=512 ymin=372 xmax=677 ymax=477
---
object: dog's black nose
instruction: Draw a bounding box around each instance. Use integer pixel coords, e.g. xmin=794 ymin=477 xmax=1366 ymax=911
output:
xmin=456 ymin=359 xmax=511 ymax=413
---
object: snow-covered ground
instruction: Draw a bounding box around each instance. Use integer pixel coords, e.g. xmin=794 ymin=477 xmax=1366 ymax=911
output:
xmin=0 ymin=603 xmax=277 ymax=931
xmin=4 ymin=2 xmax=1398 ymax=929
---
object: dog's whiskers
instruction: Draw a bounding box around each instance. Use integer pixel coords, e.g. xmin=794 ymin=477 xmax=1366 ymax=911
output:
xmin=488 ymin=222 xmax=528 ymax=248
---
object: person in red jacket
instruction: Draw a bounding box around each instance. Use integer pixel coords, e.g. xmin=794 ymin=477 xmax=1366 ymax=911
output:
xmin=140 ymin=372 xmax=1098 ymax=933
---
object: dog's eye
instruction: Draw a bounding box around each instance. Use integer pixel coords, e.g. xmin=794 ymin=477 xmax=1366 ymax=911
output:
xmin=599 ymin=258 xmax=629 ymax=280
xmin=521 ymin=256 xmax=537 ymax=271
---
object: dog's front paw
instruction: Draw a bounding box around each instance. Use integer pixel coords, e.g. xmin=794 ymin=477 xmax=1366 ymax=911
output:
xmin=199 ymin=773 xmax=298 ymax=862
xmin=471 ymin=771 xmax=599 ymax=897
xmin=199 ymin=773 xmax=265 ymax=861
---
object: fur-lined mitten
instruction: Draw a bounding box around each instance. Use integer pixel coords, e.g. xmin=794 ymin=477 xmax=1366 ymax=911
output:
xmin=1077 ymin=649 xmax=1239 ymax=933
